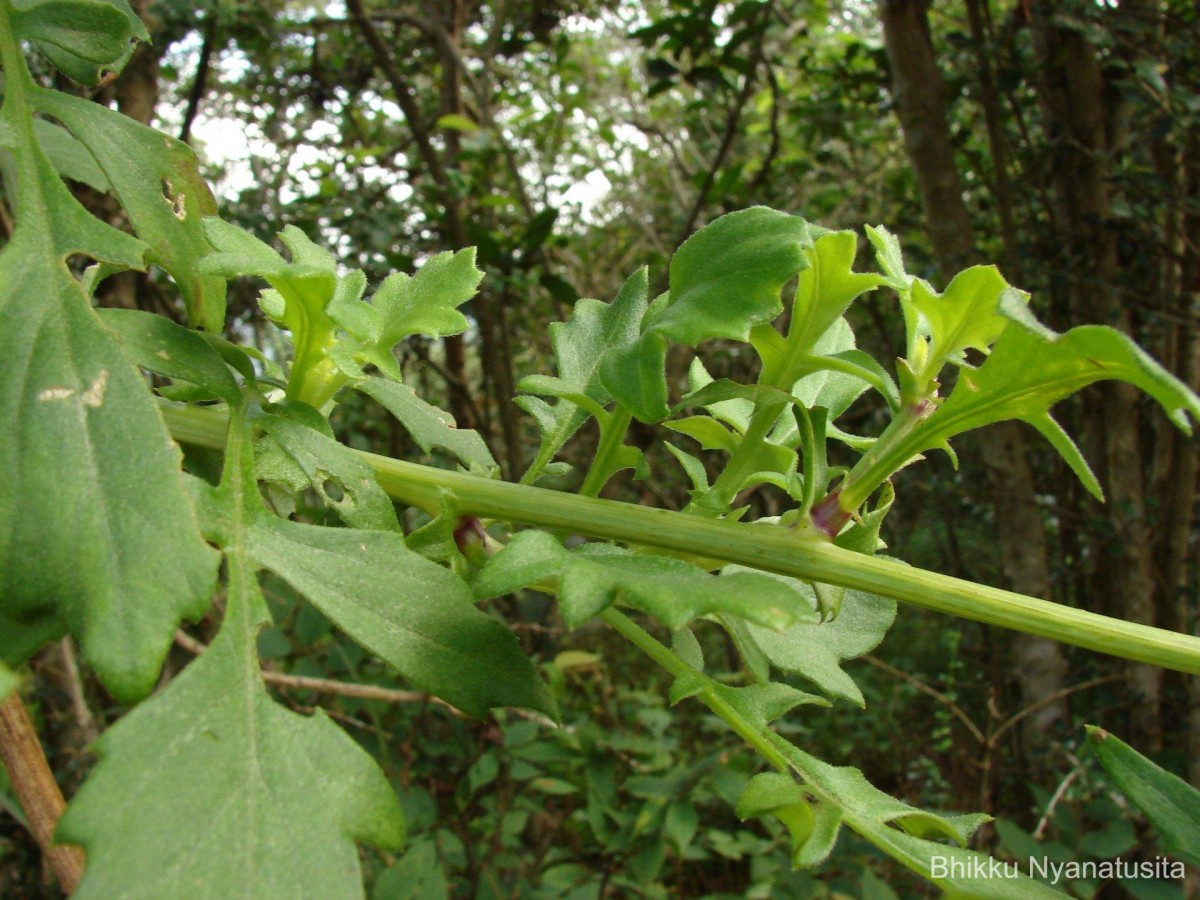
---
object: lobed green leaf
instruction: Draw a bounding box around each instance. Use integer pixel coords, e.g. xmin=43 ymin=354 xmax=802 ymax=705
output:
xmin=742 ymin=581 xmax=897 ymax=706
xmin=910 ymin=300 xmax=1200 ymax=498
xmin=10 ymin=0 xmax=145 ymax=86
xmin=0 ymin=69 xmax=218 ymax=695
xmin=36 ymin=89 xmax=225 ymax=331
xmin=252 ymin=405 xmax=402 ymax=532
xmin=356 ymin=377 xmax=497 ymax=473
xmin=58 ymin=557 xmax=404 ymax=898
xmin=474 ymin=531 xmax=819 ymax=632
xmin=96 ymin=308 xmax=241 ymax=405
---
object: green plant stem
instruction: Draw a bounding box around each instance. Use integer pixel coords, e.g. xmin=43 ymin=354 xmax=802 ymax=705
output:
xmin=695 ymin=396 xmax=789 ymax=512
xmin=160 ymin=401 xmax=1200 ymax=675
xmin=598 ymin=608 xmax=792 ymax=770
xmin=834 ymin=397 xmax=936 ymax=513
xmin=578 ymin=406 xmax=632 ymax=498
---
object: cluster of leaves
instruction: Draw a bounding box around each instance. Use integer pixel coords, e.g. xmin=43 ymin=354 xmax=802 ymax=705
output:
xmin=3 ymin=5 xmax=1200 ymax=898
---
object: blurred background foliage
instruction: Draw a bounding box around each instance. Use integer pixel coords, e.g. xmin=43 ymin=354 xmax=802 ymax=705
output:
xmin=1 ymin=0 xmax=1197 ymax=896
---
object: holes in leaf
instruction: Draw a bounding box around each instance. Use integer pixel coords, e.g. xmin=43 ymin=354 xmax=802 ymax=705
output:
xmin=160 ymin=177 xmax=185 ymax=219
xmin=321 ymin=478 xmax=346 ymax=503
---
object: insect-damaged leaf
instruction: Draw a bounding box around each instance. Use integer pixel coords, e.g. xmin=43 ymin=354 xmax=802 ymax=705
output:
xmin=0 ymin=63 xmax=218 ymax=698
xmin=35 ymin=89 xmax=225 ymax=331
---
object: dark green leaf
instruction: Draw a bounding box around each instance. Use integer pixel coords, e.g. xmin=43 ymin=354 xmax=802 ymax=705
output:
xmin=96 ymin=308 xmax=241 ymax=405
xmin=246 ymin=518 xmax=555 ymax=718
xmin=11 ymin=0 xmax=143 ymax=86
xmin=520 ymin=270 xmax=649 ymax=473
xmin=35 ymin=89 xmax=225 ymax=331
xmin=1087 ymin=726 xmax=1200 ymax=867
xmin=0 ymin=97 xmax=219 ymax=699
xmin=600 ymin=331 xmax=670 ymax=423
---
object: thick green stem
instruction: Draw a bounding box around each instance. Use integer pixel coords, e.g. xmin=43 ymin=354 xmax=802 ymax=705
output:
xmin=832 ymin=397 xmax=936 ymax=513
xmin=160 ymin=401 xmax=1200 ymax=676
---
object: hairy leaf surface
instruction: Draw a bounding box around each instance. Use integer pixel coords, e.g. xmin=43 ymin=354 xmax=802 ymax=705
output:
xmin=247 ymin=518 xmax=555 ymax=718
xmin=58 ymin=550 xmax=404 ymax=899
xmin=0 ymin=44 xmax=218 ymax=696
xmin=744 ymin=582 xmax=896 ymax=706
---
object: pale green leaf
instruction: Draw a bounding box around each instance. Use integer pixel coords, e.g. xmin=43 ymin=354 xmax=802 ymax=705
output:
xmin=200 ymin=219 xmax=344 ymax=405
xmin=775 ymin=741 xmax=1060 ymax=896
xmin=785 ymin=230 xmax=885 ymax=356
xmin=356 ymin=377 xmax=497 ymax=473
xmin=364 ymin=248 xmax=481 ymax=349
xmin=436 ymin=113 xmax=479 ymax=132
xmin=791 ymin=317 xmax=895 ymax=416
xmin=745 ymin=583 xmax=896 ymax=706
xmin=909 ymin=267 xmax=1017 ymax=371
xmin=865 ymin=224 xmax=909 ymax=293
xmin=471 ymin=530 xmax=566 ymax=601
xmin=907 ymin=302 xmax=1200 ymax=497
xmin=475 ymin=532 xmax=819 ymax=631
xmin=683 ymin=357 xmax=755 ymax=432
xmin=664 ymin=416 xmax=738 ymax=452
xmin=664 ymin=442 xmax=710 ymax=493
xmin=566 ymin=547 xmax=814 ymax=630
xmin=200 ymin=217 xmax=292 ymax=277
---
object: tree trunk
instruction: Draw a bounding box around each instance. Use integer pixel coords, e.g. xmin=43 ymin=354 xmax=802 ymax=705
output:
xmin=879 ymin=0 xmax=1069 ymax=776
xmin=1027 ymin=1 xmax=1165 ymax=749
xmin=432 ymin=0 xmax=522 ymax=478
